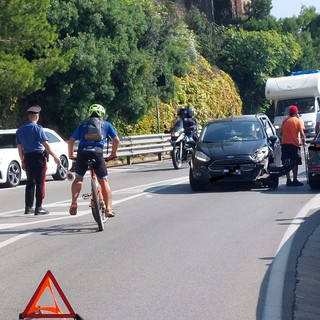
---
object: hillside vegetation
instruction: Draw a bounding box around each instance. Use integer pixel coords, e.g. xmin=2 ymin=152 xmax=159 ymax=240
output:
xmin=1 ymin=0 xmax=319 ymax=136
xmin=116 ymin=56 xmax=242 ymax=135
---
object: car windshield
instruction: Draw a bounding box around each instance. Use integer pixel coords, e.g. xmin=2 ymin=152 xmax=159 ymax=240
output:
xmin=0 ymin=133 xmax=17 ymax=148
xmin=201 ymin=120 xmax=263 ymax=143
xmin=276 ymin=97 xmax=315 ymax=116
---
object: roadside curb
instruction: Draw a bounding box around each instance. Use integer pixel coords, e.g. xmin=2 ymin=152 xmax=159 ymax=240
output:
xmin=294 ymin=224 xmax=320 ymax=319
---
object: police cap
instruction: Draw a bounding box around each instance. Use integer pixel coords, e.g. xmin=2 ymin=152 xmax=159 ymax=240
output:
xmin=27 ymin=105 xmax=41 ymax=114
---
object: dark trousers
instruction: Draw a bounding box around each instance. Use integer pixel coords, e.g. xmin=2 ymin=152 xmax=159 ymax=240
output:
xmin=24 ymin=152 xmax=47 ymax=208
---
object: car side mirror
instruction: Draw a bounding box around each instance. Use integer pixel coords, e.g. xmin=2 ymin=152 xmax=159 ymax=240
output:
xmin=269 ymin=135 xmax=278 ymax=145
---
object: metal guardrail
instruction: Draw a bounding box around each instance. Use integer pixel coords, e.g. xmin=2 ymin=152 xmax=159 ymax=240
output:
xmin=105 ymin=133 xmax=172 ymax=165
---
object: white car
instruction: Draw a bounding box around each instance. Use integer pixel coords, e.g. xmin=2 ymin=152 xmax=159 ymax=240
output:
xmin=0 ymin=128 xmax=72 ymax=187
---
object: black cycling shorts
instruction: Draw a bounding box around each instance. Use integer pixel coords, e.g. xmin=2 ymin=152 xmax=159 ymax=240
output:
xmin=75 ymin=150 xmax=108 ymax=179
xmin=281 ymin=144 xmax=302 ymax=166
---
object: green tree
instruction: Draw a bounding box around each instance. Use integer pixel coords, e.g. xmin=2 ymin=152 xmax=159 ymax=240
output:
xmin=138 ymin=1 xmax=196 ymax=104
xmin=278 ymin=7 xmax=319 ymax=71
xmin=184 ymin=5 xmax=224 ymax=65
xmin=33 ymin=0 xmax=194 ymax=135
xmin=245 ymin=0 xmax=272 ymax=20
xmin=38 ymin=0 xmax=152 ymax=132
xmin=238 ymin=5 xmax=320 ymax=73
xmin=308 ymin=13 xmax=320 ymax=69
xmin=217 ymin=28 xmax=301 ymax=114
xmin=0 ymin=0 xmax=72 ymax=127
xmin=241 ymin=16 xmax=280 ymax=32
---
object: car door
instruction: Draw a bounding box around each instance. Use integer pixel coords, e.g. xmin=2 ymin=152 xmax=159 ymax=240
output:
xmin=43 ymin=130 xmax=60 ymax=174
xmin=260 ymin=116 xmax=282 ymax=167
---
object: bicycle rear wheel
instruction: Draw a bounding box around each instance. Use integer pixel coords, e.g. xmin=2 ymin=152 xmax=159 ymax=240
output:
xmin=91 ymin=179 xmax=104 ymax=231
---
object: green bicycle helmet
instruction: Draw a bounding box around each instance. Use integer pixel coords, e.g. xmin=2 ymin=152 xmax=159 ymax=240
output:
xmin=88 ymin=103 xmax=106 ymax=118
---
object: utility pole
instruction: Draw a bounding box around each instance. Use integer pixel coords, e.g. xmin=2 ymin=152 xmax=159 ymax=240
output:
xmin=156 ymin=74 xmax=166 ymax=133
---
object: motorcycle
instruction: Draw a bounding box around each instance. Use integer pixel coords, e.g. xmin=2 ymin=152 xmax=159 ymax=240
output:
xmin=170 ymin=119 xmax=196 ymax=169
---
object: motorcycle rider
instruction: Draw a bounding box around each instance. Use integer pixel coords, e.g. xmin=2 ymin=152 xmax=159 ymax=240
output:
xmin=169 ymin=106 xmax=198 ymax=169
xmin=178 ymin=106 xmax=199 ymax=144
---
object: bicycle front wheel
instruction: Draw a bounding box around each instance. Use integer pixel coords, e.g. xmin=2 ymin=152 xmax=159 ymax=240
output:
xmin=91 ymin=179 xmax=104 ymax=231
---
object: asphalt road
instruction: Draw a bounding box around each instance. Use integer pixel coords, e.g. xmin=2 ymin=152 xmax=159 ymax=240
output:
xmin=0 ymin=160 xmax=318 ymax=320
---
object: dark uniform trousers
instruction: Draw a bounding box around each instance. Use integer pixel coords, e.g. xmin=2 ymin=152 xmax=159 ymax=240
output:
xmin=24 ymin=152 xmax=47 ymax=208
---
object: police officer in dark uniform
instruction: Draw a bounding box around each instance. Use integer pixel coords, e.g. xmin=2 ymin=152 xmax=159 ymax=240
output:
xmin=16 ymin=105 xmax=61 ymax=215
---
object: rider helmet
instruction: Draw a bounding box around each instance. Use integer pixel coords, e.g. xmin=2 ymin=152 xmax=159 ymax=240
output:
xmin=179 ymin=106 xmax=195 ymax=118
xmin=185 ymin=106 xmax=194 ymax=117
xmin=88 ymin=103 xmax=106 ymax=118
xmin=179 ymin=108 xmax=186 ymax=118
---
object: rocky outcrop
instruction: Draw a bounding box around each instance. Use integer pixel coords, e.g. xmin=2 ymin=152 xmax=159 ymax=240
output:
xmin=184 ymin=0 xmax=215 ymax=21
xmin=231 ymin=0 xmax=251 ymax=18
xmin=184 ymin=0 xmax=249 ymax=23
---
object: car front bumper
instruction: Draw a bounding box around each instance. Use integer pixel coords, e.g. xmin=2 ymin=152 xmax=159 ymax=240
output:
xmin=191 ymin=160 xmax=264 ymax=183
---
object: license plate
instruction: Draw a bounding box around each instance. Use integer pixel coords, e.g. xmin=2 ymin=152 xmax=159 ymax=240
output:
xmin=234 ymin=169 xmax=241 ymax=175
xmin=223 ymin=168 xmax=241 ymax=175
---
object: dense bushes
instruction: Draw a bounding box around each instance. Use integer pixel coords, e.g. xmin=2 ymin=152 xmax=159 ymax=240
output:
xmin=115 ymin=56 xmax=242 ymax=136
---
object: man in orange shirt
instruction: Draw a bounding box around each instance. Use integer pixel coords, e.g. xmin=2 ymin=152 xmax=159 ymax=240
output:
xmin=281 ymin=105 xmax=306 ymax=186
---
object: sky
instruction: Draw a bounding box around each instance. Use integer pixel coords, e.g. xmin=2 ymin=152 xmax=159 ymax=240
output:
xmin=271 ymin=0 xmax=320 ymax=18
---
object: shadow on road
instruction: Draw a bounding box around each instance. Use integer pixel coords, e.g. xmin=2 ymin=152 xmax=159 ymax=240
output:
xmin=0 ymin=222 xmax=103 ymax=236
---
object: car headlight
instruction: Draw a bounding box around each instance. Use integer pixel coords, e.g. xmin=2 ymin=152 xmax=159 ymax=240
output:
xmin=194 ymin=151 xmax=210 ymax=162
xmin=304 ymin=121 xmax=315 ymax=127
xmin=249 ymin=146 xmax=269 ymax=162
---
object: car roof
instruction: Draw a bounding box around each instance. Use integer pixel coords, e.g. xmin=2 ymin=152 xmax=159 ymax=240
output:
xmin=205 ymin=114 xmax=267 ymax=125
xmin=0 ymin=129 xmax=17 ymax=134
xmin=0 ymin=128 xmax=54 ymax=134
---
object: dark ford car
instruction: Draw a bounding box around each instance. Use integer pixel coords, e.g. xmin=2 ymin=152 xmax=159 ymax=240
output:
xmin=189 ymin=114 xmax=281 ymax=191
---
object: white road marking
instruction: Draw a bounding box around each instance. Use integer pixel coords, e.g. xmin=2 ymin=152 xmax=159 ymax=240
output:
xmin=113 ymin=176 xmax=187 ymax=194
xmin=0 ymin=200 xmax=88 ymax=216
xmin=262 ymin=194 xmax=320 ymax=320
xmin=0 ymin=176 xmax=188 ymax=248
xmin=0 ymin=233 xmax=32 ymax=249
xmin=0 ymin=210 xmax=89 ymax=230
xmin=113 ymin=177 xmax=187 ymax=204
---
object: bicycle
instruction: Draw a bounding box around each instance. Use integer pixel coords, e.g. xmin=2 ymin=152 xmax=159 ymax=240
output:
xmin=62 ymin=156 xmax=115 ymax=232
xmin=81 ymin=158 xmax=107 ymax=231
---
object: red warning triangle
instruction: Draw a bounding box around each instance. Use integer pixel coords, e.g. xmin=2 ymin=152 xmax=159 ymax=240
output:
xmin=19 ymin=270 xmax=78 ymax=319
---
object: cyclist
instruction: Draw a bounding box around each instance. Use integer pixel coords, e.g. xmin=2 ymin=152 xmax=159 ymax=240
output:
xmin=68 ymin=104 xmax=120 ymax=217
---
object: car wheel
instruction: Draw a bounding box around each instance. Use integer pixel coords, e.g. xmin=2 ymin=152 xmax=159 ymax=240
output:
xmin=267 ymin=176 xmax=279 ymax=189
xmin=189 ymin=168 xmax=205 ymax=191
xmin=5 ymin=161 xmax=21 ymax=187
xmin=52 ymin=155 xmax=68 ymax=180
xmin=309 ymin=173 xmax=320 ymax=189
